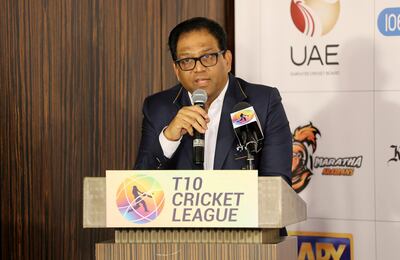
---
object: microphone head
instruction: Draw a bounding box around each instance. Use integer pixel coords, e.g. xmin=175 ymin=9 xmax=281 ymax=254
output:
xmin=232 ymin=102 xmax=251 ymax=112
xmin=230 ymin=102 xmax=264 ymax=151
xmin=231 ymin=102 xmax=257 ymax=128
xmin=192 ymin=89 xmax=208 ymax=104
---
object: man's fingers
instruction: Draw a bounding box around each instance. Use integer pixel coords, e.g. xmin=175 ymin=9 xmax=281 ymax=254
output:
xmin=179 ymin=108 xmax=208 ymax=130
xmin=189 ymin=120 xmax=206 ymax=134
xmin=165 ymin=105 xmax=209 ymax=140
xmin=178 ymin=115 xmax=204 ymax=135
xmin=188 ymin=105 xmax=209 ymax=120
xmin=180 ymin=121 xmax=194 ymax=136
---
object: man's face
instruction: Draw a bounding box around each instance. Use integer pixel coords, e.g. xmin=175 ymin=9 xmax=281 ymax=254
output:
xmin=173 ymin=29 xmax=232 ymax=104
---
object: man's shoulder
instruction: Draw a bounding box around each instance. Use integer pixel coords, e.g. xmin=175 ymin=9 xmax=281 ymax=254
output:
xmin=144 ymin=84 xmax=182 ymax=106
xmin=234 ymin=76 xmax=278 ymax=99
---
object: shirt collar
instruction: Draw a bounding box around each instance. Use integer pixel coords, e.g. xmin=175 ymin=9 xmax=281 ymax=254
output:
xmin=188 ymin=79 xmax=229 ymax=106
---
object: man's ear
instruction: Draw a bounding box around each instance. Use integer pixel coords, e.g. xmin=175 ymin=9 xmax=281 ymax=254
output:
xmin=173 ymin=63 xmax=180 ymax=82
xmin=223 ymin=50 xmax=233 ymax=73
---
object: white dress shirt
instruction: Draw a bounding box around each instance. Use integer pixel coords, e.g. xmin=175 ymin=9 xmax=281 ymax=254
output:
xmin=159 ymin=80 xmax=229 ymax=170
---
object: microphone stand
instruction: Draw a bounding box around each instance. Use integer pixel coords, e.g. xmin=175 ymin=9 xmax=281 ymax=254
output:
xmin=245 ymin=149 xmax=255 ymax=170
xmin=239 ymin=131 xmax=258 ymax=170
xmin=245 ymin=140 xmax=258 ymax=170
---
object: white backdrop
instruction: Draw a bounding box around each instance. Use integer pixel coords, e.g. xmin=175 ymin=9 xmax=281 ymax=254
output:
xmin=235 ymin=0 xmax=400 ymax=259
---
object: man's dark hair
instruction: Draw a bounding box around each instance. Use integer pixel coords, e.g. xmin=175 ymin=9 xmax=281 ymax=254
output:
xmin=168 ymin=17 xmax=227 ymax=61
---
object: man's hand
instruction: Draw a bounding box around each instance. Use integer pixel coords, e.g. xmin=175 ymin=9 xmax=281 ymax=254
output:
xmin=163 ymin=105 xmax=210 ymax=141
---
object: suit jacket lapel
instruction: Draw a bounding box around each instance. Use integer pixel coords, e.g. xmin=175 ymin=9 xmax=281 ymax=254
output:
xmin=214 ymin=74 xmax=247 ymax=169
xmin=173 ymin=85 xmax=192 ymax=109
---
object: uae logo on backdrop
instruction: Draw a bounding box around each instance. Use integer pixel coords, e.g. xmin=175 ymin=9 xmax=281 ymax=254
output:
xmin=291 ymin=122 xmax=364 ymax=193
xmin=290 ymin=0 xmax=341 ymax=37
xmin=289 ymin=0 xmax=341 ymax=70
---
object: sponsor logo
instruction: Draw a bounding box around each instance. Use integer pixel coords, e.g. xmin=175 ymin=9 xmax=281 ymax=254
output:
xmin=291 ymin=123 xmax=321 ymax=193
xmin=315 ymin=156 xmax=363 ymax=176
xmin=388 ymin=145 xmax=400 ymax=164
xmin=171 ymin=176 xmax=249 ymax=223
xmin=291 ymin=122 xmax=364 ymax=192
xmin=289 ymin=231 xmax=354 ymax=260
xmin=290 ymin=44 xmax=340 ymax=67
xmin=116 ymin=175 xmax=165 ymax=224
xmin=289 ymin=1 xmax=341 ymax=76
xmin=378 ymin=8 xmax=400 ymax=36
xmin=231 ymin=108 xmax=256 ymax=128
xmin=290 ymin=0 xmax=341 ymax=37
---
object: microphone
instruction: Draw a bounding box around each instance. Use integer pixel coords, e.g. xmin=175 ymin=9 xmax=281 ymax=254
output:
xmin=192 ymin=89 xmax=208 ymax=166
xmin=230 ymin=102 xmax=264 ymax=154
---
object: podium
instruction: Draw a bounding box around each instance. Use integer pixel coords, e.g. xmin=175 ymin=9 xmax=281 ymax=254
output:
xmin=83 ymin=171 xmax=306 ymax=260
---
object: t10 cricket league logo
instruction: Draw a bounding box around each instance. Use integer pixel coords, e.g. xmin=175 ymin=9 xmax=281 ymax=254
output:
xmin=116 ymin=175 xmax=165 ymax=224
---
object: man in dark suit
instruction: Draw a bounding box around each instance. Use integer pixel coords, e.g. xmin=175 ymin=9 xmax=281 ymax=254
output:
xmin=134 ymin=17 xmax=292 ymax=184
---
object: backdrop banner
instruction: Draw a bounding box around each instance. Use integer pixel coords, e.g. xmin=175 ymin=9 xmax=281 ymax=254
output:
xmin=235 ymin=0 xmax=400 ymax=259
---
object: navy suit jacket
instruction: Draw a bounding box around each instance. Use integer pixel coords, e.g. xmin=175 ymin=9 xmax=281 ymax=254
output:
xmin=134 ymin=73 xmax=292 ymax=183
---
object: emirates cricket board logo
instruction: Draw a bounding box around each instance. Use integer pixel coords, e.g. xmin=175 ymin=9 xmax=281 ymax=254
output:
xmin=291 ymin=123 xmax=321 ymax=193
xmin=290 ymin=0 xmax=340 ymax=37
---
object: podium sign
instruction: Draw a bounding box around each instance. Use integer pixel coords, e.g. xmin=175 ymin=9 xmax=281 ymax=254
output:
xmin=106 ymin=170 xmax=258 ymax=228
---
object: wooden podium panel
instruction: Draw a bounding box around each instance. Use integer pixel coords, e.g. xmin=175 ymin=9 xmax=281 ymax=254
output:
xmin=113 ymin=228 xmax=281 ymax=244
xmin=95 ymin=236 xmax=297 ymax=260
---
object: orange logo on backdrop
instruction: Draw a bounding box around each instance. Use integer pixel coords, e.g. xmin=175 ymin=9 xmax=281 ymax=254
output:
xmin=291 ymin=122 xmax=320 ymax=193
xmin=291 ymin=122 xmax=363 ymax=193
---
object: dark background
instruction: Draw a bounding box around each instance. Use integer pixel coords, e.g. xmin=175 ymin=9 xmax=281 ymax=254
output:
xmin=0 ymin=0 xmax=234 ymax=259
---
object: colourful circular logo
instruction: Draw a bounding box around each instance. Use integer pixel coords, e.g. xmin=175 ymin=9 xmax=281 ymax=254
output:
xmin=231 ymin=109 xmax=255 ymax=127
xmin=290 ymin=0 xmax=340 ymax=37
xmin=116 ymin=175 xmax=165 ymax=224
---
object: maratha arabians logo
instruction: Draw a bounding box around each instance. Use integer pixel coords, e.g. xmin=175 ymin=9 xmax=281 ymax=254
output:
xmin=290 ymin=0 xmax=341 ymax=37
xmin=291 ymin=123 xmax=321 ymax=193
xmin=291 ymin=122 xmax=363 ymax=193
